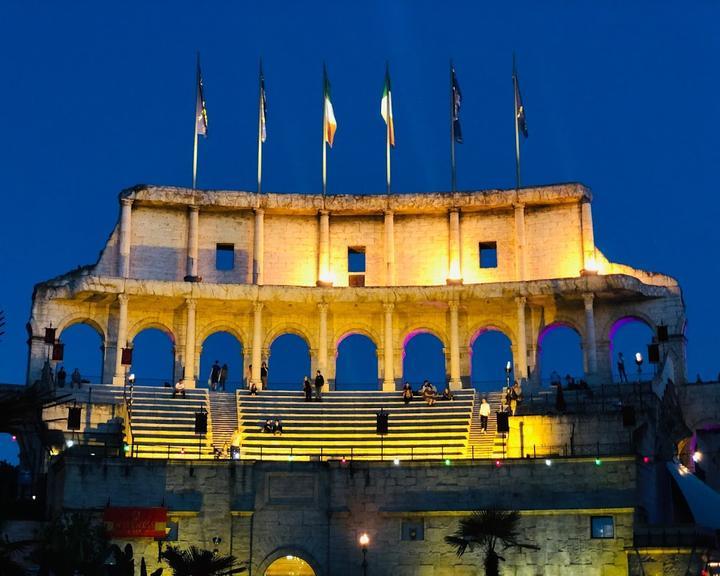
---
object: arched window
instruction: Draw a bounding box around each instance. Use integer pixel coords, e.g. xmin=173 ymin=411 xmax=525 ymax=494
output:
xmin=199 ymin=332 xmax=243 ymax=392
xmin=537 ymin=323 xmax=584 ymax=386
xmin=267 ymin=334 xmax=310 ymax=390
xmin=335 ymin=334 xmax=378 ymax=390
xmin=130 ymin=328 xmax=175 ymax=386
xmin=265 ymin=555 xmax=316 ymax=576
xmin=470 ymin=328 xmax=513 ymax=392
xmin=609 ymin=316 xmax=655 ymax=382
xmin=56 ymin=323 xmax=104 ymax=385
xmin=403 ymin=331 xmax=446 ymax=389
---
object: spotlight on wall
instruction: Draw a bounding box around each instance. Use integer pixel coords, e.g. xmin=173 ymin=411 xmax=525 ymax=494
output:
xmin=393 ymin=458 xmax=400 ymax=466
xmin=545 ymin=459 xmax=552 ymax=467
xmin=692 ymin=451 xmax=702 ymax=463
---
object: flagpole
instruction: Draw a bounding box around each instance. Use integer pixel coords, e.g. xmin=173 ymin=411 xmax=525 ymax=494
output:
xmin=257 ymin=60 xmax=263 ymax=195
xmin=322 ymin=66 xmax=327 ymax=197
xmin=385 ymin=64 xmax=391 ymax=195
xmin=513 ymin=54 xmax=521 ymax=190
xmin=450 ymin=61 xmax=456 ymax=193
xmin=193 ymin=54 xmax=200 ymax=190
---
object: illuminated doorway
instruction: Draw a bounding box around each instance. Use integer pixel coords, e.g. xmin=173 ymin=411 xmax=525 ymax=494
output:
xmin=264 ymin=554 xmax=316 ymax=576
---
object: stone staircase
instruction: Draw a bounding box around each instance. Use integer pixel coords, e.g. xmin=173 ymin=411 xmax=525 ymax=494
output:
xmin=208 ymin=392 xmax=239 ymax=455
xmin=467 ymin=391 xmax=507 ymax=459
xmin=236 ymin=389 xmax=475 ymax=461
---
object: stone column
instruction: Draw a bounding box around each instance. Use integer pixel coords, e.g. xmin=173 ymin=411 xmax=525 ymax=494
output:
xmin=317 ymin=210 xmax=331 ymax=285
xmin=251 ymin=302 xmax=263 ymax=387
xmin=448 ymin=209 xmax=462 ymax=282
xmin=583 ymin=293 xmax=598 ymax=374
xmin=514 ymin=203 xmax=526 ymax=281
xmin=118 ymin=197 xmax=133 ymax=278
xmin=384 ymin=210 xmax=395 ymax=286
xmin=580 ymin=200 xmax=596 ymax=271
xmin=183 ymin=299 xmax=197 ymax=387
xmin=383 ymin=303 xmax=395 ymax=391
xmin=186 ymin=205 xmax=200 ymax=279
xmin=516 ymin=296 xmax=528 ymax=379
xmin=448 ymin=301 xmax=461 ymax=389
xmin=254 ymin=208 xmax=264 ymax=285
xmin=112 ymin=294 xmax=129 ymax=385
xmin=318 ymin=303 xmax=328 ymax=376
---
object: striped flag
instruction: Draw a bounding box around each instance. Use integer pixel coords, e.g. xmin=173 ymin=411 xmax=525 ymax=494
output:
xmin=259 ymin=66 xmax=267 ymax=143
xmin=323 ymin=66 xmax=337 ymax=147
xmin=195 ymin=55 xmax=208 ymax=137
xmin=381 ymin=64 xmax=395 ymax=146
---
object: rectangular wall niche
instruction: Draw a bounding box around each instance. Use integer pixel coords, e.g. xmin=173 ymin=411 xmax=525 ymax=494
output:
xmin=348 ymin=246 xmax=366 ymax=287
xmin=478 ymin=241 xmax=498 ymax=269
xmin=216 ymin=244 xmax=235 ymax=271
xmin=401 ymin=519 xmax=425 ymax=541
xmin=590 ymin=516 xmax=614 ymax=539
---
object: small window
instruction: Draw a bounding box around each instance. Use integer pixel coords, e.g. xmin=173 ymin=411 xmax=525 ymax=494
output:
xmin=216 ymin=244 xmax=235 ymax=270
xmin=348 ymin=247 xmax=366 ymax=273
xmin=591 ymin=516 xmax=614 ymax=539
xmin=401 ymin=519 xmax=424 ymax=541
xmin=479 ymin=242 xmax=498 ymax=269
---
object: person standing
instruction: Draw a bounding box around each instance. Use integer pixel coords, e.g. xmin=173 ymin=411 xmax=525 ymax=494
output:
xmin=617 ymin=353 xmax=628 ymax=383
xmin=219 ymin=364 xmax=228 ymax=392
xmin=210 ymin=360 xmax=221 ymax=391
xmin=260 ymin=362 xmax=269 ymax=388
xmin=479 ymin=398 xmax=491 ymax=434
xmin=57 ymin=366 xmax=67 ymax=388
xmin=303 ymin=376 xmax=313 ymax=402
xmin=402 ymin=382 xmax=413 ymax=405
xmin=71 ymin=368 xmax=82 ymax=389
xmin=314 ymin=369 xmax=325 ymax=401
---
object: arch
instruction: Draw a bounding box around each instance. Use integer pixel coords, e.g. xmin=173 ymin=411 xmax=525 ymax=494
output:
xmin=335 ymin=333 xmax=379 ymax=390
xmin=334 ymin=325 xmax=381 ymax=350
xmin=130 ymin=327 xmax=176 ymax=386
xmin=267 ymin=333 xmax=311 ymax=390
xmin=400 ymin=326 xmax=449 ymax=352
xmin=468 ymin=321 xmax=516 ymax=349
xmin=603 ymin=312 xmax=656 ymax=343
xmin=537 ymin=321 xmax=585 ymax=386
xmin=469 ymin=326 xmax=514 ymax=392
xmin=264 ymin=322 xmax=314 ymax=351
xmin=607 ymin=315 xmax=656 ymax=382
xmin=196 ymin=320 xmax=248 ymax=350
xmin=199 ymin=331 xmax=244 ymax=392
xmin=258 ymin=547 xmax=322 ymax=576
xmin=127 ymin=318 xmax=176 ymax=344
xmin=55 ymin=321 xmax=106 ymax=385
xmin=57 ymin=315 xmax=106 ymax=343
xmin=402 ymin=330 xmax=447 ymax=388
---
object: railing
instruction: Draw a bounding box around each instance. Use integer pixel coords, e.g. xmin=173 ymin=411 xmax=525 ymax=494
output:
xmin=634 ymin=525 xmax=718 ymax=549
xmin=520 ymin=380 xmax=656 ymax=415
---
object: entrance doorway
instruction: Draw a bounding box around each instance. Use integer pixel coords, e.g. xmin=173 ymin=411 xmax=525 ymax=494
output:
xmin=265 ymin=555 xmax=316 ymax=576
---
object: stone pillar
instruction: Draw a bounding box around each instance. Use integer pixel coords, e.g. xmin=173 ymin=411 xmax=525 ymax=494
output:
xmin=580 ymin=200 xmax=596 ymax=271
xmin=182 ymin=299 xmax=197 ymax=387
xmin=112 ymin=294 xmax=129 ymax=385
xmin=186 ymin=205 xmax=200 ymax=279
xmin=514 ymin=203 xmax=526 ymax=281
xmin=384 ymin=210 xmax=395 ymax=286
xmin=254 ymin=208 xmax=264 ymax=285
xmin=448 ymin=301 xmax=461 ymax=389
xmin=118 ymin=197 xmax=133 ymax=278
xmin=516 ymin=296 xmax=528 ymax=379
xmin=27 ymin=335 xmax=49 ymax=387
xmin=447 ymin=209 xmax=462 ymax=282
xmin=583 ymin=293 xmax=598 ymax=375
xmin=317 ymin=210 xmax=331 ymax=285
xmin=251 ymin=303 xmax=263 ymax=387
xmin=596 ymin=339 xmax=613 ymax=383
xmin=383 ymin=303 xmax=395 ymax=391
xmin=318 ymin=303 xmax=328 ymax=376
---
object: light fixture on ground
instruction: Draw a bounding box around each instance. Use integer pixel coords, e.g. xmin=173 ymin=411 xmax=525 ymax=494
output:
xmin=359 ymin=532 xmax=369 ymax=576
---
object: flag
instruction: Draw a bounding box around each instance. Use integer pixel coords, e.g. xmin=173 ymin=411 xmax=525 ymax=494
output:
xmin=513 ymin=68 xmax=528 ymax=138
xmin=381 ymin=64 xmax=395 ymax=146
xmin=451 ymin=65 xmax=463 ymax=144
xmin=195 ymin=55 xmax=208 ymax=137
xmin=259 ymin=66 xmax=267 ymax=143
xmin=323 ymin=66 xmax=337 ymax=147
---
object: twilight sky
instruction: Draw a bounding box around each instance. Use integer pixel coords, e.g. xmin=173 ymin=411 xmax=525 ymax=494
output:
xmin=0 ymin=1 xmax=718 ymax=394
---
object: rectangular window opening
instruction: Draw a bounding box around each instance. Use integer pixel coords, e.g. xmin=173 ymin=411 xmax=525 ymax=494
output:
xmin=216 ymin=243 xmax=235 ymax=271
xmin=401 ymin=519 xmax=425 ymax=541
xmin=348 ymin=246 xmax=366 ymax=273
xmin=590 ymin=516 xmax=615 ymax=539
xmin=479 ymin=241 xmax=498 ymax=269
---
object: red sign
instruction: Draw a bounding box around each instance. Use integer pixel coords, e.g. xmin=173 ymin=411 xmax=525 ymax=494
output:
xmin=103 ymin=507 xmax=168 ymax=538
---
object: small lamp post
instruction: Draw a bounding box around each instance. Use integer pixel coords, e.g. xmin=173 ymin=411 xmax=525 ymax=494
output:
xmin=505 ymin=360 xmax=512 ymax=387
xmin=359 ymin=532 xmax=369 ymax=576
xmin=635 ymin=352 xmax=643 ymax=382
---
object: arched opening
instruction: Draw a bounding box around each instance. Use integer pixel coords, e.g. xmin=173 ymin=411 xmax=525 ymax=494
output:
xmin=609 ymin=316 xmax=655 ymax=383
xmin=403 ymin=331 xmax=446 ymax=389
xmin=56 ymin=322 xmax=104 ymax=386
xmin=268 ymin=334 xmax=310 ymax=390
xmin=199 ymin=332 xmax=243 ymax=392
xmin=265 ymin=555 xmax=316 ymax=576
xmin=335 ymin=333 xmax=378 ymax=390
xmin=538 ymin=323 xmax=584 ymax=386
xmin=470 ymin=328 xmax=513 ymax=392
xmin=0 ymin=433 xmax=20 ymax=466
xmin=130 ymin=328 xmax=175 ymax=387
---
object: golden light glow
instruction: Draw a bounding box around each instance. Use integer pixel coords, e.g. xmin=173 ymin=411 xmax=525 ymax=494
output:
xmin=318 ymin=270 xmax=335 ymax=286
xmin=448 ymin=259 xmax=462 ymax=281
xmin=359 ymin=533 xmax=370 ymax=547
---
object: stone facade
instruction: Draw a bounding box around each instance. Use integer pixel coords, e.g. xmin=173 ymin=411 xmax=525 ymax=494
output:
xmin=27 ymin=183 xmax=686 ymax=392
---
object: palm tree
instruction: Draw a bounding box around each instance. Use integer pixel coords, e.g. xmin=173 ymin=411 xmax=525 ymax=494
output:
xmin=160 ymin=545 xmax=247 ymax=576
xmin=445 ymin=509 xmax=538 ymax=576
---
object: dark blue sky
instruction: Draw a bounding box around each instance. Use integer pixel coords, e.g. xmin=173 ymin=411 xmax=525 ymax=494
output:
xmin=0 ymin=1 xmax=718 ymax=391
